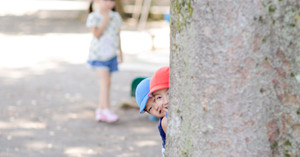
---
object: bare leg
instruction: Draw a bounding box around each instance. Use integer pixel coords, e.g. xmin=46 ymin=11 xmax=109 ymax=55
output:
xmin=96 ymin=69 xmax=111 ymax=110
xmin=94 ymin=68 xmax=119 ymax=122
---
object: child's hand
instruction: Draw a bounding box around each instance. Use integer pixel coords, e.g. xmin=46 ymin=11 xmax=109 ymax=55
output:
xmin=117 ymin=51 xmax=123 ymax=63
xmin=118 ymin=57 xmax=123 ymax=63
xmin=161 ymin=116 xmax=167 ymax=133
xmin=102 ymin=12 xmax=111 ymax=23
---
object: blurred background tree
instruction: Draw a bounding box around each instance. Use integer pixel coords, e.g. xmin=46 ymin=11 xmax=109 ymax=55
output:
xmin=120 ymin=0 xmax=169 ymax=29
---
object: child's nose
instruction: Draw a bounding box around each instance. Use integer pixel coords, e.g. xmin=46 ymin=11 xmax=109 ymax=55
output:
xmin=155 ymin=104 xmax=161 ymax=110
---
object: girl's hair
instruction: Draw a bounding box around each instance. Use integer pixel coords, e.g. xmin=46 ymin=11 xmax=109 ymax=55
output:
xmin=88 ymin=0 xmax=117 ymax=13
xmin=88 ymin=0 xmax=94 ymax=13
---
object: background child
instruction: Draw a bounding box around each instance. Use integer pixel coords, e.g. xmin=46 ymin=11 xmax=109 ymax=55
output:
xmin=148 ymin=66 xmax=169 ymax=156
xmin=86 ymin=0 xmax=123 ymax=123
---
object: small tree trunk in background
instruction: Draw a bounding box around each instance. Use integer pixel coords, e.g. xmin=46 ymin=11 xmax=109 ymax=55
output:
xmin=167 ymin=0 xmax=300 ymax=156
xmin=116 ymin=0 xmax=125 ymax=19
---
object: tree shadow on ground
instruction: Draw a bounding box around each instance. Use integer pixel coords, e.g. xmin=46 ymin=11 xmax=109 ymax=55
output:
xmin=0 ymin=61 xmax=161 ymax=157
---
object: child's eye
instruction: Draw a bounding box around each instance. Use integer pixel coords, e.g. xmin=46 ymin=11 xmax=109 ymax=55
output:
xmin=148 ymin=107 xmax=152 ymax=112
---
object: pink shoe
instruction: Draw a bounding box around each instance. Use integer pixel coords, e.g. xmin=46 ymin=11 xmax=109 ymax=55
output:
xmin=98 ymin=109 xmax=119 ymax=123
xmin=95 ymin=108 xmax=103 ymax=121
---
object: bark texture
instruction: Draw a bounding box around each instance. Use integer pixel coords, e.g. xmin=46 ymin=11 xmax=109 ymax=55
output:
xmin=166 ymin=0 xmax=300 ymax=156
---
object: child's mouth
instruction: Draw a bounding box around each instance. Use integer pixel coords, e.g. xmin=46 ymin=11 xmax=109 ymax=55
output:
xmin=164 ymin=107 xmax=168 ymax=111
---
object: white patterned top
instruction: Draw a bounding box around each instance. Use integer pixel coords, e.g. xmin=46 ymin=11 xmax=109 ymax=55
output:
xmin=86 ymin=11 xmax=122 ymax=61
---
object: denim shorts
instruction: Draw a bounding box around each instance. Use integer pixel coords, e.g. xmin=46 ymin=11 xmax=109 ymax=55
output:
xmin=87 ymin=56 xmax=118 ymax=72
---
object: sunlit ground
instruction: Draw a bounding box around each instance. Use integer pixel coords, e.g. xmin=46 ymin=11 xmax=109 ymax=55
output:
xmin=0 ymin=28 xmax=170 ymax=79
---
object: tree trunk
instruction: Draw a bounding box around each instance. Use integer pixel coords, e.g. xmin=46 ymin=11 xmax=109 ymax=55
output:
xmin=166 ymin=0 xmax=300 ymax=157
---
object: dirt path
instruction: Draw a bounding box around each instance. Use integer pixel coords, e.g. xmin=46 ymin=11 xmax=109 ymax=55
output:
xmin=0 ymin=64 xmax=162 ymax=157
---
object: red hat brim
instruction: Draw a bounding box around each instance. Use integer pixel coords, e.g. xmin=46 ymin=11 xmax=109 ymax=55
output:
xmin=148 ymin=82 xmax=169 ymax=96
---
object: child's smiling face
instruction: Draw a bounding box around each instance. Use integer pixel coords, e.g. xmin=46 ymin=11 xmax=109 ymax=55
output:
xmin=152 ymin=88 xmax=169 ymax=114
xmin=145 ymin=97 xmax=165 ymax=118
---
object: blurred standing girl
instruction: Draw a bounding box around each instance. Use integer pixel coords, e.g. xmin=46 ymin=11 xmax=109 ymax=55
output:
xmin=86 ymin=0 xmax=123 ymax=123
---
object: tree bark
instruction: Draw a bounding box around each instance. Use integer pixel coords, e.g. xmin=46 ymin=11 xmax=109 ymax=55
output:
xmin=166 ymin=0 xmax=300 ymax=157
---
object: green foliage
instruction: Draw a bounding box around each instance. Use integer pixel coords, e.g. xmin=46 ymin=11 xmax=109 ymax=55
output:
xmin=284 ymin=150 xmax=291 ymax=157
xmin=262 ymin=37 xmax=267 ymax=43
xmin=289 ymin=23 xmax=296 ymax=27
xmin=172 ymin=0 xmax=194 ymax=32
xmin=265 ymin=57 xmax=269 ymax=62
xmin=290 ymin=72 xmax=295 ymax=77
xmin=187 ymin=2 xmax=193 ymax=18
xmin=284 ymin=140 xmax=292 ymax=146
xmin=272 ymin=141 xmax=278 ymax=149
xmin=269 ymin=5 xmax=276 ymax=13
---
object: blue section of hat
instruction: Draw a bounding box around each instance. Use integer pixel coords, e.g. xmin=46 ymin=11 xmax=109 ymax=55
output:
xmin=135 ymin=77 xmax=151 ymax=113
